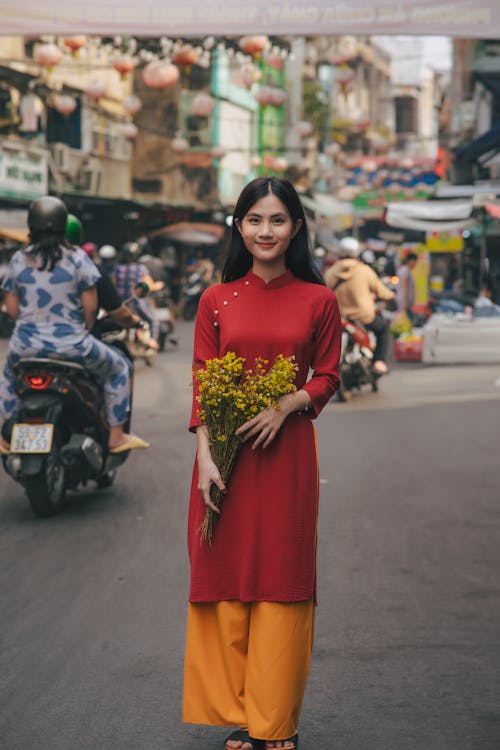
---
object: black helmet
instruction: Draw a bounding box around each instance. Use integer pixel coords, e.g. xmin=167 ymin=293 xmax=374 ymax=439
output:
xmin=28 ymin=196 xmax=68 ymax=234
xmin=121 ymin=241 xmax=141 ymax=262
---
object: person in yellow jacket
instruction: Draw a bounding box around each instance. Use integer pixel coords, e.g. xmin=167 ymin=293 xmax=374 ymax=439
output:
xmin=324 ymin=237 xmax=395 ymax=374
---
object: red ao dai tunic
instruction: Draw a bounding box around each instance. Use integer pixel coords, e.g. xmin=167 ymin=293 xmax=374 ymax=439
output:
xmin=188 ymin=269 xmax=342 ymax=603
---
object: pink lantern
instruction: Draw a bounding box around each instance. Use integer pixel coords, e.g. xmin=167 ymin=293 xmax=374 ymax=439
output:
xmin=172 ymin=45 xmax=197 ymax=68
xmin=335 ymin=65 xmax=355 ymax=86
xmin=53 ymin=94 xmax=77 ymax=116
xmin=113 ymin=54 xmax=136 ymax=79
xmin=171 ymin=134 xmax=188 ymax=153
xmin=190 ymin=92 xmax=215 ymax=117
xmin=85 ymin=80 xmax=106 ymax=101
xmin=239 ymin=63 xmax=261 ymax=88
xmin=270 ymin=87 xmax=287 ymax=107
xmin=122 ymin=123 xmax=138 ymax=139
xmin=239 ymin=36 xmax=269 ymax=57
xmin=142 ymin=61 xmax=180 ymax=89
xmin=272 ymin=157 xmax=288 ymax=172
xmin=211 ymin=146 xmax=226 ymax=160
xmin=297 ymin=121 xmax=314 ymax=139
xmin=35 ymin=43 xmax=63 ymax=69
xmin=123 ymin=95 xmax=142 ymax=115
xmin=255 ymin=85 xmax=275 ymax=107
xmin=63 ymin=36 xmax=86 ymax=54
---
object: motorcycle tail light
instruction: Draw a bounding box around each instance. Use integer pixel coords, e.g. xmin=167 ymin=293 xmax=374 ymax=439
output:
xmin=23 ymin=373 xmax=54 ymax=390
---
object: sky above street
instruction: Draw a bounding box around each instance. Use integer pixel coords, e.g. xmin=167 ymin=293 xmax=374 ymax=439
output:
xmin=373 ymin=36 xmax=452 ymax=84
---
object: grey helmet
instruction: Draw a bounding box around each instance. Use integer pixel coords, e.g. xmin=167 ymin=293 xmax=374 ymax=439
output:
xmin=28 ymin=196 xmax=68 ymax=234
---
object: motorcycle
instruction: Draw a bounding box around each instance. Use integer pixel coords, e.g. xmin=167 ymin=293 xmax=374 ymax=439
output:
xmin=1 ymin=354 xmax=132 ymax=517
xmin=336 ymin=317 xmax=381 ymax=402
xmin=150 ymin=286 xmax=175 ymax=352
xmin=183 ymin=271 xmax=206 ymax=321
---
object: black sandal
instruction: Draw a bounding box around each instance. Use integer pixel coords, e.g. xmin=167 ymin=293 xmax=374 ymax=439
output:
xmin=225 ymin=729 xmax=264 ymax=750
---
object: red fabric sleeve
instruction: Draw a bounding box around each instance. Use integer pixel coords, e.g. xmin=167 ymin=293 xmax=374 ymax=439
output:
xmin=302 ymin=290 xmax=342 ymax=417
xmin=188 ymin=288 xmax=220 ymax=432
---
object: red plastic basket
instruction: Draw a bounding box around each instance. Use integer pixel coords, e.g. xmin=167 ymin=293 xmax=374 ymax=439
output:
xmin=394 ymin=338 xmax=423 ymax=362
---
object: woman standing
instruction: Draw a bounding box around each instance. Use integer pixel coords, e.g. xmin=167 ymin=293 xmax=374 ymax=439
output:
xmin=183 ymin=178 xmax=342 ymax=749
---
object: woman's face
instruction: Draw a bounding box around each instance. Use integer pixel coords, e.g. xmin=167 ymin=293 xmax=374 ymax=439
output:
xmin=235 ymin=192 xmax=302 ymax=268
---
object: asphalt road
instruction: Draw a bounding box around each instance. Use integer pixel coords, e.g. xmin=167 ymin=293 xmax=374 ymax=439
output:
xmin=0 ymin=325 xmax=499 ymax=750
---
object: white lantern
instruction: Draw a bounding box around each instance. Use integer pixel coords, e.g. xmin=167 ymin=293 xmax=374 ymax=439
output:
xmin=122 ymin=123 xmax=138 ymax=139
xmin=239 ymin=63 xmax=261 ymax=88
xmin=35 ymin=43 xmax=63 ymax=69
xmin=171 ymin=135 xmax=188 ymax=153
xmin=297 ymin=121 xmax=314 ymax=139
xmin=190 ymin=93 xmax=215 ymax=117
xmin=85 ymin=80 xmax=106 ymax=101
xmin=211 ymin=146 xmax=226 ymax=160
xmin=53 ymin=94 xmax=77 ymax=116
xmin=123 ymin=95 xmax=143 ymax=115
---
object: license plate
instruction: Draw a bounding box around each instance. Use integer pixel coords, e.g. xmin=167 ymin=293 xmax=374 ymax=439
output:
xmin=10 ymin=423 xmax=54 ymax=454
xmin=155 ymin=308 xmax=170 ymax=321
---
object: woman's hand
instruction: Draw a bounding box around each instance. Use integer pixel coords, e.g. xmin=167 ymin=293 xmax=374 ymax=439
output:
xmin=197 ymin=453 xmax=226 ymax=513
xmin=236 ymin=390 xmax=311 ymax=450
xmin=236 ymin=406 xmax=287 ymax=450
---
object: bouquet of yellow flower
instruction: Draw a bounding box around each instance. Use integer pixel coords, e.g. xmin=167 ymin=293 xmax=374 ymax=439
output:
xmin=195 ymin=351 xmax=298 ymax=544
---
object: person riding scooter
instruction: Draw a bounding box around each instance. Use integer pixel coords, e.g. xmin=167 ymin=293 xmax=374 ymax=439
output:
xmin=324 ymin=236 xmax=395 ymax=375
xmin=0 ymin=196 xmax=148 ymax=454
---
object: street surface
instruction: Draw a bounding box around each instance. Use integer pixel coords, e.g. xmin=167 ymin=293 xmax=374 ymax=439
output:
xmin=1 ymin=324 xmax=499 ymax=750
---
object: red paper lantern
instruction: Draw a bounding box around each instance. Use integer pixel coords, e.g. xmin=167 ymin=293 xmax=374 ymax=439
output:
xmin=255 ymin=85 xmax=275 ymax=106
xmin=113 ymin=54 xmax=136 ymax=78
xmin=123 ymin=95 xmax=142 ymax=115
xmin=239 ymin=36 xmax=269 ymax=57
xmin=63 ymin=36 xmax=86 ymax=54
xmin=142 ymin=61 xmax=179 ymax=89
xmin=85 ymin=80 xmax=106 ymax=101
xmin=53 ymin=94 xmax=77 ymax=116
xmin=190 ymin=92 xmax=215 ymax=117
xmin=35 ymin=43 xmax=63 ymax=69
xmin=172 ymin=45 xmax=197 ymax=68
xmin=270 ymin=87 xmax=287 ymax=107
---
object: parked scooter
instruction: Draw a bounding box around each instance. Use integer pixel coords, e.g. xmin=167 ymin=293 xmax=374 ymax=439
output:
xmin=1 ymin=355 xmax=132 ymax=517
xmin=183 ymin=271 xmax=206 ymax=321
xmin=336 ymin=317 xmax=381 ymax=402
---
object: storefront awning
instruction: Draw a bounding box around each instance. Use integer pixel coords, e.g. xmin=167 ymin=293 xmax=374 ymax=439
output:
xmin=149 ymin=221 xmax=225 ymax=246
xmin=454 ymin=120 xmax=500 ymax=163
xmin=385 ymin=200 xmax=476 ymax=232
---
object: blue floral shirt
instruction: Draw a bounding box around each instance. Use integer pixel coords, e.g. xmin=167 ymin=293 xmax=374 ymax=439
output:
xmin=2 ymin=245 xmax=100 ymax=351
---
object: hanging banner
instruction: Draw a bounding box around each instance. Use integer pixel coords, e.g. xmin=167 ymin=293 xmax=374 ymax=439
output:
xmin=0 ymin=0 xmax=498 ymax=36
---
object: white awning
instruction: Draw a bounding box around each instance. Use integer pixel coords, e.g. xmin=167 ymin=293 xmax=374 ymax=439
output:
xmin=385 ymin=200 xmax=476 ymax=232
xmin=1 ymin=0 xmax=499 ymax=36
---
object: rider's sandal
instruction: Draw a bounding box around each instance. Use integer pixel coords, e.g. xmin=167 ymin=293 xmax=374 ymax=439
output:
xmin=0 ymin=441 xmax=10 ymax=455
xmin=109 ymin=435 xmax=150 ymax=454
xmin=225 ymin=729 xmax=264 ymax=750
xmin=265 ymin=735 xmax=299 ymax=750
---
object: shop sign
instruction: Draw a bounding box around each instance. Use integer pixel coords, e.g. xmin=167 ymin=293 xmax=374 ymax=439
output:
xmin=426 ymin=230 xmax=463 ymax=253
xmin=0 ymin=148 xmax=48 ymax=200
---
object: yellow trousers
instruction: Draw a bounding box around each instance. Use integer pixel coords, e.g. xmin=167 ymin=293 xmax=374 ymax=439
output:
xmin=183 ymin=600 xmax=314 ymax=741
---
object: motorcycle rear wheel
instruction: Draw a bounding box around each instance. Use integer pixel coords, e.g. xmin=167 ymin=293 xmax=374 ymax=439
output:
xmin=25 ymin=445 xmax=67 ymax=517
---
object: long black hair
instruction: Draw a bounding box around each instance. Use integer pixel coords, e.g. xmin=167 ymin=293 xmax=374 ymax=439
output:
xmin=221 ymin=177 xmax=324 ymax=285
xmin=27 ymin=230 xmax=70 ymax=272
